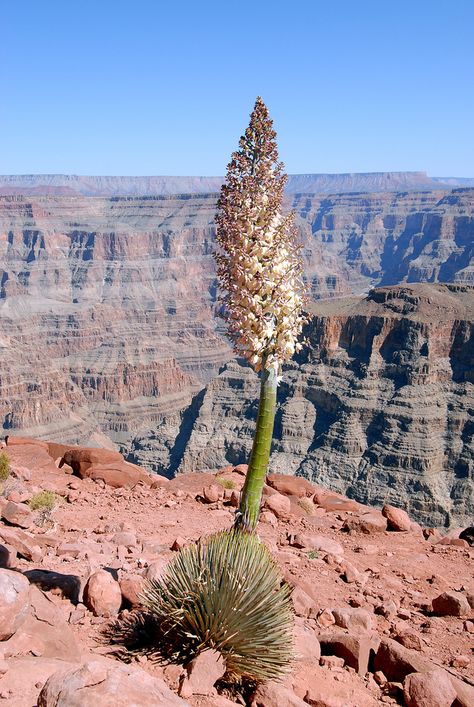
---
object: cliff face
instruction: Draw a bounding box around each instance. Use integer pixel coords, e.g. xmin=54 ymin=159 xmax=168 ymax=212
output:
xmin=175 ymin=285 xmax=474 ymax=527
xmin=0 ymin=194 xmax=232 ymax=456
xmin=0 ymin=189 xmax=473 ymax=484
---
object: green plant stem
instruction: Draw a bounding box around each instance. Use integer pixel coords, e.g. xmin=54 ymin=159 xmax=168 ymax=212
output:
xmin=234 ymin=364 xmax=278 ymax=532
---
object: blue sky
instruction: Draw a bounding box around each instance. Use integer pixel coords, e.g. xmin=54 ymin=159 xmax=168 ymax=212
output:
xmin=1 ymin=0 xmax=473 ymax=176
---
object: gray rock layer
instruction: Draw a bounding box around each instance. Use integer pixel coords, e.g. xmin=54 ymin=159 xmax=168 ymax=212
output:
xmin=175 ymin=285 xmax=474 ymax=528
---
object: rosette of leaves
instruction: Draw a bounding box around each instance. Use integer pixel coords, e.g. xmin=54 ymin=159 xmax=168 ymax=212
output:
xmin=140 ymin=529 xmax=293 ymax=681
xmin=215 ymin=97 xmax=306 ymax=530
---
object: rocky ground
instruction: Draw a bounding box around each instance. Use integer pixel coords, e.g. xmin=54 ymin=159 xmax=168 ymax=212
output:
xmin=0 ymin=437 xmax=472 ymax=706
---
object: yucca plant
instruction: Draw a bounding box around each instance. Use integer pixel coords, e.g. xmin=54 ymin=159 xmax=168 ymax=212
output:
xmin=114 ymin=99 xmax=302 ymax=685
xmin=215 ymin=96 xmax=306 ymax=531
xmin=141 ymin=529 xmax=293 ymax=681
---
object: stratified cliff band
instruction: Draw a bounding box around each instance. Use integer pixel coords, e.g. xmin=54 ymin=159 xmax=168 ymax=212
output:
xmin=0 ymin=187 xmax=473 ymax=525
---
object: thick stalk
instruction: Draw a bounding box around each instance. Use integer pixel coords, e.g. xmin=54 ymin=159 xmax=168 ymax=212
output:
xmin=234 ymin=364 xmax=278 ymax=532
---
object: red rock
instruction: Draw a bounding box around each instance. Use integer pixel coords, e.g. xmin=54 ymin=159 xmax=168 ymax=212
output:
xmin=59 ymin=447 xmax=123 ymax=476
xmin=232 ymin=463 xmax=248 ymax=475
xmin=316 ymin=608 xmax=336 ymax=628
xmin=320 ymin=654 xmax=345 ymax=669
xmin=0 ymin=526 xmax=42 ymax=562
xmin=332 ymin=607 xmax=373 ymax=633
xmin=202 ymin=484 xmax=222 ymax=503
xmin=374 ymin=638 xmax=432 ymax=682
xmin=312 ymin=489 xmax=362 ymax=513
xmin=403 ymin=669 xmax=457 ymax=707
xmin=0 ymin=569 xmax=30 ymax=640
xmin=112 ymin=531 xmax=137 ymax=547
xmin=0 ymin=543 xmax=17 ymax=569
xmin=119 ymin=575 xmax=144 ymax=608
xmin=2 ymin=586 xmax=80 ymax=661
xmin=392 ymin=629 xmax=423 ymax=652
xmin=319 ymin=632 xmax=380 ymax=676
xmin=382 ymin=504 xmax=411 ymax=532
xmin=294 ymin=619 xmax=321 ymax=662
xmin=292 ymin=586 xmax=314 ymax=617
xmin=341 ymin=560 xmax=362 ymax=584
xmin=263 ymin=492 xmax=291 ymax=519
xmin=83 ymin=570 xmax=122 ymax=617
xmin=88 ymin=461 xmax=151 ymax=488
xmin=179 ymin=649 xmax=226 ymax=698
xmin=451 ymin=655 xmax=470 ymax=668
xmin=1 ymin=501 xmax=33 ymax=528
xmin=302 ymin=664 xmax=379 ymax=706
xmin=145 ymin=555 xmax=171 ymax=581
xmin=251 ymin=682 xmax=307 ymax=707
xmin=375 ymin=599 xmax=398 ymax=619
xmin=289 ymin=533 xmax=344 ymax=555
xmin=266 ymin=474 xmax=314 ymax=498
xmin=436 ymin=536 xmax=469 ymax=548
xmin=342 ymin=512 xmax=387 ymax=534
xmin=38 ymin=658 xmax=187 ymax=706
xmin=432 ymin=591 xmax=470 ymax=616
xmin=56 ymin=542 xmax=83 ymax=559
xmin=170 ymin=536 xmax=186 ymax=551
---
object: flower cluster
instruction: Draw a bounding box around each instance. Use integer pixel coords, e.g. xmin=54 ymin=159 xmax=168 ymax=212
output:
xmin=215 ymin=97 xmax=306 ymax=374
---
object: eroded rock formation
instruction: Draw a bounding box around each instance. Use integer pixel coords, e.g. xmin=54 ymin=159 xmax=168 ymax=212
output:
xmin=175 ymin=285 xmax=474 ymax=527
xmin=0 ymin=188 xmax=473 ymax=489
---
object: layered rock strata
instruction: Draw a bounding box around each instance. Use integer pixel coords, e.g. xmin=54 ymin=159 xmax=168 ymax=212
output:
xmin=175 ymin=285 xmax=474 ymax=527
xmin=0 ymin=189 xmax=473 ymax=478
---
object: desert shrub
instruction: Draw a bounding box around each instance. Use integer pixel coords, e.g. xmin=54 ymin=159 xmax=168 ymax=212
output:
xmin=0 ymin=453 xmax=10 ymax=481
xmin=216 ymin=477 xmax=236 ymax=490
xmin=29 ymin=490 xmax=57 ymax=511
xmin=140 ymin=529 xmax=293 ymax=681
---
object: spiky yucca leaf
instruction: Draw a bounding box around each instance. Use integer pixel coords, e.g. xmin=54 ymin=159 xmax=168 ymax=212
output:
xmin=141 ymin=529 xmax=293 ymax=681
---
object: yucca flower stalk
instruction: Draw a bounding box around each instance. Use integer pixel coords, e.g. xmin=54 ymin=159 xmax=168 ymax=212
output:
xmin=215 ymin=97 xmax=306 ymax=531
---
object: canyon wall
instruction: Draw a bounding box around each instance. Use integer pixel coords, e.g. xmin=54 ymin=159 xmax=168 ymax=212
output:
xmin=0 ymin=188 xmax=473 ymax=507
xmin=174 ymin=285 xmax=474 ymax=527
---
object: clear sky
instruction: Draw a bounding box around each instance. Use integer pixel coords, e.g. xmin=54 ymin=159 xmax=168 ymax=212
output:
xmin=1 ymin=0 xmax=473 ymax=176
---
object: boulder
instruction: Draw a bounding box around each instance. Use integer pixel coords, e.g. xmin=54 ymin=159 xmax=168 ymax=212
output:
xmin=0 ymin=526 xmax=41 ymax=562
xmin=202 ymin=484 xmax=222 ymax=503
xmin=83 ymin=570 xmax=122 ymax=617
xmin=403 ymin=669 xmax=457 ymax=707
xmin=119 ymin=574 xmax=144 ymax=608
xmin=342 ymin=512 xmax=387 ymax=534
xmin=263 ymin=492 xmax=291 ymax=519
xmin=0 ymin=569 xmax=30 ymax=640
xmin=432 ymin=591 xmax=470 ymax=617
xmin=294 ymin=619 xmax=321 ymax=662
xmin=332 ymin=607 xmax=373 ymax=633
xmin=382 ymin=504 xmax=411 ymax=532
xmin=319 ymin=632 xmax=380 ymax=675
xmin=1 ymin=501 xmax=33 ymax=529
xmin=179 ymin=649 xmax=226 ymax=698
xmin=266 ymin=474 xmax=314 ymax=498
xmin=38 ymin=658 xmax=188 ymax=706
xmin=1 ymin=585 xmax=80 ymax=661
xmin=59 ymin=447 xmax=123 ymax=476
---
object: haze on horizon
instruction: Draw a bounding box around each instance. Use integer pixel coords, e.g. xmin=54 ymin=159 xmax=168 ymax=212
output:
xmin=1 ymin=0 xmax=473 ymax=177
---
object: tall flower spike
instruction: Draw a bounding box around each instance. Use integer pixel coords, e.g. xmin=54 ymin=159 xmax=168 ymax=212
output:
xmin=215 ymin=97 xmax=306 ymax=530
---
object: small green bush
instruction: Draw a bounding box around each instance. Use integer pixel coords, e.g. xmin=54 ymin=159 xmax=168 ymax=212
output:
xmin=0 ymin=453 xmax=10 ymax=481
xmin=307 ymin=550 xmax=319 ymax=560
xmin=29 ymin=490 xmax=57 ymax=511
xmin=216 ymin=477 xmax=236 ymax=490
